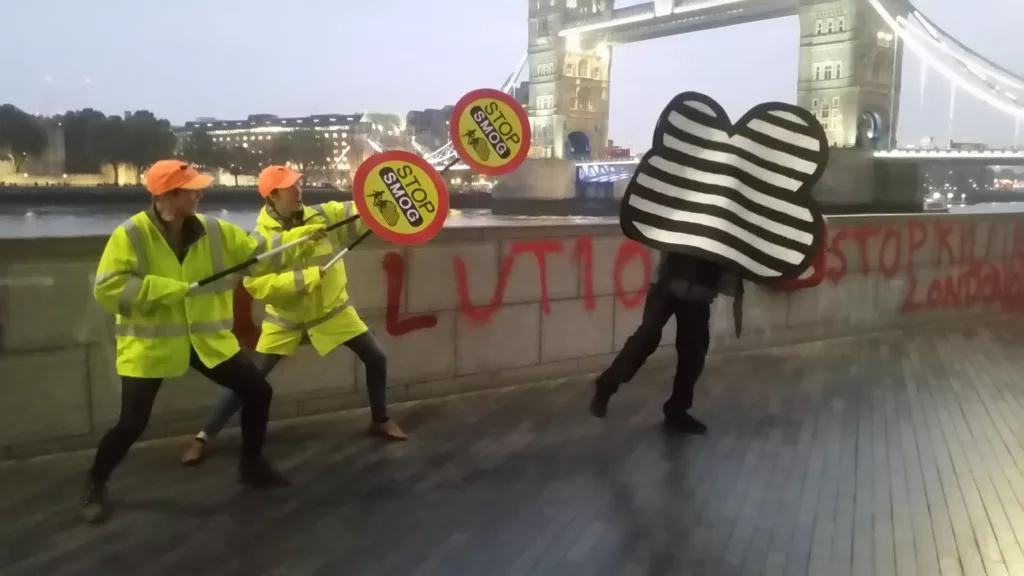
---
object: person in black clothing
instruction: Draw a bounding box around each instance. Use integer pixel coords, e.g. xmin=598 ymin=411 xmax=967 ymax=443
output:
xmin=590 ymin=251 xmax=743 ymax=433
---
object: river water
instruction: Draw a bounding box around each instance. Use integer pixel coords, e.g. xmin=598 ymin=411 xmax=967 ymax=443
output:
xmin=0 ymin=207 xmax=616 ymax=238
xmin=0 ymin=203 xmax=1021 ymax=239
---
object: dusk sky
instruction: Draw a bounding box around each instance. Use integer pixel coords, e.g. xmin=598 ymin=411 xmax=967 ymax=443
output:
xmin=2 ymin=0 xmax=1021 ymax=152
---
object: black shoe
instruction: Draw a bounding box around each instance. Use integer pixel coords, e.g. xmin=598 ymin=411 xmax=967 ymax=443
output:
xmin=590 ymin=379 xmax=615 ymax=418
xmin=81 ymin=480 xmax=109 ymax=524
xmin=663 ymin=413 xmax=707 ymax=435
xmin=239 ymin=458 xmax=290 ymax=489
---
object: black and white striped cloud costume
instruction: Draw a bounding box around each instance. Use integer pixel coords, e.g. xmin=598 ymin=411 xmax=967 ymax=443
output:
xmin=619 ymin=92 xmax=828 ymax=283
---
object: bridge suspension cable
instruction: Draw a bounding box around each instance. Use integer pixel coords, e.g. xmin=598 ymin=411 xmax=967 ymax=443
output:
xmin=421 ymin=54 xmax=529 ymax=170
xmin=867 ymin=0 xmax=1024 ymax=124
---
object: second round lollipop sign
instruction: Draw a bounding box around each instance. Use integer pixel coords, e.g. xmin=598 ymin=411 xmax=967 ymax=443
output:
xmin=449 ymin=88 xmax=531 ymax=176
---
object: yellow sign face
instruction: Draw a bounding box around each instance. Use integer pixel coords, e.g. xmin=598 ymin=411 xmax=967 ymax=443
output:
xmin=450 ymin=88 xmax=531 ymax=176
xmin=353 ymin=150 xmax=449 ymax=246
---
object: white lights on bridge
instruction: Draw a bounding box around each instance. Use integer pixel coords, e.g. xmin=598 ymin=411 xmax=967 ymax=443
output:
xmin=672 ymin=0 xmax=748 ymax=16
xmin=558 ymin=12 xmax=654 ymax=37
xmin=558 ymin=0 xmax=784 ymax=37
xmin=866 ymin=0 xmax=1024 ymax=120
xmin=576 ymin=160 xmax=640 ymax=167
xmin=875 ymin=149 xmax=1024 ymax=159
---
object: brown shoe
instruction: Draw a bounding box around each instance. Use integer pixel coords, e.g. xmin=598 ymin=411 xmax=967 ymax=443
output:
xmin=369 ymin=419 xmax=407 ymax=441
xmin=181 ymin=438 xmax=208 ymax=466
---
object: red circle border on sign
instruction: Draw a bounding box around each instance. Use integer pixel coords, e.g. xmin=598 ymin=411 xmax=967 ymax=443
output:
xmin=352 ymin=150 xmax=450 ymax=246
xmin=449 ymin=88 xmax=531 ymax=177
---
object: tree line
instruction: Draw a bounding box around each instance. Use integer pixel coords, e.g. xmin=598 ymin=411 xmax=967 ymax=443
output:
xmin=0 ymin=103 xmax=350 ymax=185
xmin=180 ymin=128 xmax=342 ymax=186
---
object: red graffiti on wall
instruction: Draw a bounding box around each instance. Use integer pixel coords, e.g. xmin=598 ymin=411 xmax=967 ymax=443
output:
xmin=382 ymin=251 xmax=438 ymax=336
xmin=232 ymin=236 xmax=656 ymax=345
xmin=782 ymin=217 xmax=1024 ymax=313
xmin=455 ymin=237 xmax=653 ymax=325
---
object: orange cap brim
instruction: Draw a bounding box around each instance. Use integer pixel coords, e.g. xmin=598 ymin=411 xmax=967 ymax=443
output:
xmin=151 ymin=173 xmax=214 ymax=196
xmin=180 ymin=173 xmax=214 ymax=191
xmin=278 ymin=171 xmax=302 ymax=190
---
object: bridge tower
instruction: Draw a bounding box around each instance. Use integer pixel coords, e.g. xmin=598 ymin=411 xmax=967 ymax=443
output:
xmin=797 ymin=0 xmax=910 ymax=149
xmin=527 ymin=0 xmax=613 ymax=161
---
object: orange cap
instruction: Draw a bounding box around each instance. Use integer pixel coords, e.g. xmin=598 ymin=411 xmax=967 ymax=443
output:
xmin=144 ymin=160 xmax=213 ymax=196
xmin=257 ymin=165 xmax=303 ymax=198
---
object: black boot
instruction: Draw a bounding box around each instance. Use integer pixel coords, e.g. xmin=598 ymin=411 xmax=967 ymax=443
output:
xmin=239 ymin=457 xmax=290 ymax=489
xmin=663 ymin=412 xmax=707 ymax=435
xmin=589 ymin=377 xmax=616 ymax=418
xmin=81 ymin=479 xmax=109 ymax=524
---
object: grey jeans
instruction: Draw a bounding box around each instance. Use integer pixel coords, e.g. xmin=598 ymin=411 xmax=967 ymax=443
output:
xmin=200 ymin=331 xmax=389 ymax=438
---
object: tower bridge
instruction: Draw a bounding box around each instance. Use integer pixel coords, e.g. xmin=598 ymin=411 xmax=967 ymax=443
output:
xmin=420 ymin=0 xmax=1024 ymax=214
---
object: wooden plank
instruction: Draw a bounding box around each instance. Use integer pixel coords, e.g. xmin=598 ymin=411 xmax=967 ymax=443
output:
xmin=4 ymin=323 xmax=1024 ymax=575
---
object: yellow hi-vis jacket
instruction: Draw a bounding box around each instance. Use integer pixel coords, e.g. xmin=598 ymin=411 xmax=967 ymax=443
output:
xmin=243 ymin=201 xmax=369 ymax=357
xmin=93 ymin=208 xmax=320 ymax=379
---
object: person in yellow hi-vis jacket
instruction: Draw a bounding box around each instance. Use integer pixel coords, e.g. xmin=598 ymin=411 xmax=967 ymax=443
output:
xmin=180 ymin=165 xmax=407 ymax=465
xmin=83 ymin=160 xmax=325 ymax=524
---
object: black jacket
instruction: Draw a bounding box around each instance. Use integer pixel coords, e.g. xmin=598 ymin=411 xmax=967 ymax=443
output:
xmin=652 ymin=252 xmax=744 ymax=337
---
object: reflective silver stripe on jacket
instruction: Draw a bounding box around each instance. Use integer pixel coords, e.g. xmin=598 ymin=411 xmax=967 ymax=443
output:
xmin=309 ymin=203 xmax=336 ymax=248
xmin=101 ymin=216 xmax=148 ymax=317
xmin=249 ymin=233 xmax=268 ymax=259
xmin=119 ymin=276 xmax=143 ymax=316
xmin=262 ymin=302 xmax=349 ymax=332
xmin=114 ymin=318 xmax=233 ymax=338
xmin=342 ymin=202 xmax=359 ymax=242
xmin=268 ymin=232 xmax=283 ymax=268
xmin=201 ymin=215 xmax=223 ymax=275
xmin=311 ymin=204 xmax=328 ymax=223
xmin=188 ymin=216 xmax=238 ymax=295
xmin=122 ymin=217 xmax=149 ymax=275
xmin=293 ymin=269 xmax=307 ymax=293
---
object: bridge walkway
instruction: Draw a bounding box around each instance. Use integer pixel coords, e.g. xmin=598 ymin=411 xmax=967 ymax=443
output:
xmin=3 ymin=321 xmax=1024 ymax=575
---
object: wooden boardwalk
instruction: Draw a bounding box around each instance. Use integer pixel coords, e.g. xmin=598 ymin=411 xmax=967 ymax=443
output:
xmin=4 ymin=321 xmax=1024 ymax=575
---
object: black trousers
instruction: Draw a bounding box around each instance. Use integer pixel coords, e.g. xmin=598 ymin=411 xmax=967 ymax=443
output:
xmin=598 ymin=283 xmax=712 ymax=418
xmin=259 ymin=331 xmax=390 ymax=423
xmin=90 ymin=348 xmax=273 ymax=483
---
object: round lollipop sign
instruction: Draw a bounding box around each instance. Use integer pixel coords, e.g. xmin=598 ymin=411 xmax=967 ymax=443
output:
xmin=353 ymin=150 xmax=450 ymax=246
xmin=450 ymin=88 xmax=531 ymax=176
